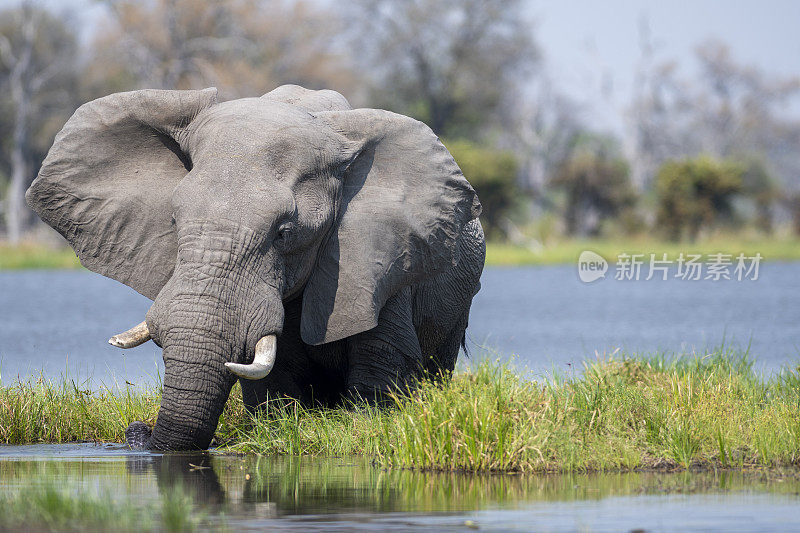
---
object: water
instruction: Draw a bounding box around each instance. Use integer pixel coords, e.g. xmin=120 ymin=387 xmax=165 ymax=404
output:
xmin=0 ymin=269 xmax=163 ymax=385
xmin=470 ymin=262 xmax=800 ymax=375
xmin=0 ymin=443 xmax=799 ymax=531
xmin=1 ymin=263 xmax=799 ymax=384
xmin=1 ymin=267 xmax=799 ymax=529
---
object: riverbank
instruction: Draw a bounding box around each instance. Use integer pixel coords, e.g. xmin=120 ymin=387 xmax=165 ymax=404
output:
xmin=3 ymin=236 xmax=799 ymax=269
xmin=2 ymin=349 xmax=798 ymax=473
xmin=486 ymin=236 xmax=800 ymax=266
xmin=0 ymin=243 xmax=81 ymax=269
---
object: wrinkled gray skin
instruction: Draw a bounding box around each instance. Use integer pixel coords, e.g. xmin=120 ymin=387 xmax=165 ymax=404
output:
xmin=27 ymin=85 xmax=485 ymax=450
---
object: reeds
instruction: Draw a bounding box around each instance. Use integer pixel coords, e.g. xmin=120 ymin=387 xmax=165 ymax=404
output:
xmin=225 ymin=349 xmax=800 ymax=472
xmin=2 ymin=349 xmax=799 ymax=473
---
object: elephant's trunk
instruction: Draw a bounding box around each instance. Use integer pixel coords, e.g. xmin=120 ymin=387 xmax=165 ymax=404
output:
xmin=125 ymin=225 xmax=284 ymax=450
xmin=140 ymin=284 xmax=239 ymax=449
xmin=146 ymin=344 xmax=236 ymax=450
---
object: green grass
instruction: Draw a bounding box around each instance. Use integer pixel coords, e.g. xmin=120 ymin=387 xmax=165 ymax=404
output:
xmin=0 ymin=374 xmax=161 ymax=443
xmin=0 ymin=243 xmax=82 ymax=269
xmin=2 ymin=350 xmax=800 ymax=473
xmin=485 ymin=235 xmax=800 ymax=266
xmin=0 ymin=483 xmax=204 ymax=533
xmin=3 ymin=234 xmax=800 ymax=269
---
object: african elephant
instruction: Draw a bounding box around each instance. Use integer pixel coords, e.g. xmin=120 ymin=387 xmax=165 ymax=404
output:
xmin=26 ymin=85 xmax=485 ymax=450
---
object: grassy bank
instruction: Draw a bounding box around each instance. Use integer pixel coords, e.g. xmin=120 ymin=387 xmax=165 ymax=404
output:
xmin=485 ymin=235 xmax=800 ymax=266
xmin=2 ymin=235 xmax=800 ymax=269
xmin=0 ymin=243 xmax=81 ymax=270
xmin=2 ymin=350 xmax=799 ymax=473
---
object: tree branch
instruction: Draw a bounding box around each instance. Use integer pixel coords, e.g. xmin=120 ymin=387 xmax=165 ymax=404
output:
xmin=30 ymin=60 xmax=63 ymax=93
xmin=0 ymin=33 xmax=17 ymax=68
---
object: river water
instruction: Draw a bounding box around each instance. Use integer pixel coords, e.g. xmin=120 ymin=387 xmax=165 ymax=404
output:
xmin=0 ymin=443 xmax=799 ymax=531
xmin=1 ymin=263 xmax=798 ymax=384
xmin=1 ymin=265 xmax=800 ymax=530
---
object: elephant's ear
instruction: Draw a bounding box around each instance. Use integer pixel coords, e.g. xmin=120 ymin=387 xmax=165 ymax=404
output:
xmin=26 ymin=88 xmax=217 ymax=300
xmin=300 ymin=109 xmax=481 ymax=345
xmin=262 ymin=84 xmax=352 ymax=111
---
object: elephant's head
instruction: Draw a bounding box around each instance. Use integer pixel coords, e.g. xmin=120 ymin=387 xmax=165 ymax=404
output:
xmin=26 ymin=85 xmax=480 ymax=450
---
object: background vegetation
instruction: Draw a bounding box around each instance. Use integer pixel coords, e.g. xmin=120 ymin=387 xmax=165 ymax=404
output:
xmin=1 ymin=0 xmax=799 ymax=257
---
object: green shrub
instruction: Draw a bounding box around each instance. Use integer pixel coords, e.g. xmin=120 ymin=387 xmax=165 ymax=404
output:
xmin=550 ymin=134 xmax=637 ymax=237
xmin=445 ymin=139 xmax=519 ymax=239
xmin=655 ymin=155 xmax=743 ymax=241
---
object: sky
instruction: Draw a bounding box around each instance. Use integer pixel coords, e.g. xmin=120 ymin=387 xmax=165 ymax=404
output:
xmin=3 ymin=0 xmax=799 ymax=133
xmin=528 ymin=0 xmax=800 ymax=131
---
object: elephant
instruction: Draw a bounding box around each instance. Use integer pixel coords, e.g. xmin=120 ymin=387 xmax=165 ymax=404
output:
xmin=26 ymin=84 xmax=485 ymax=450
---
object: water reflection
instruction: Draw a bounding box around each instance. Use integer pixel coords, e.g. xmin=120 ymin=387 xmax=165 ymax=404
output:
xmin=125 ymin=453 xmax=226 ymax=507
xmin=1 ymin=444 xmax=798 ymax=525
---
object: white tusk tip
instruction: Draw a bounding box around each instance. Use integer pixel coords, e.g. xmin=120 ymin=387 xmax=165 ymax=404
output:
xmin=225 ymin=361 xmax=270 ymax=380
xmin=108 ymin=321 xmax=151 ymax=349
xmin=224 ymin=335 xmax=277 ymax=380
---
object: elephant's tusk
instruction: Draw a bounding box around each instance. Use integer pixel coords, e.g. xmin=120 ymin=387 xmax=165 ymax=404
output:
xmin=108 ymin=321 xmax=152 ymax=349
xmin=225 ymin=335 xmax=276 ymax=380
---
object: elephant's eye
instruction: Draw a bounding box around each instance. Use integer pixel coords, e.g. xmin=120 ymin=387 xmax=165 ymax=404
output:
xmin=273 ymin=222 xmax=294 ymax=248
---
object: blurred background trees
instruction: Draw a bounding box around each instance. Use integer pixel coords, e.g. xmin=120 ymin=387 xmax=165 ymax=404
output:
xmin=90 ymin=0 xmax=247 ymax=92
xmin=345 ymin=0 xmax=538 ymax=140
xmin=88 ymin=0 xmax=355 ymax=99
xmin=0 ymin=2 xmax=79 ymax=243
xmin=1 ymin=0 xmax=799 ymax=244
xmin=550 ymin=134 xmax=636 ymax=237
xmin=444 ymin=140 xmax=518 ymax=239
xmin=655 ymin=156 xmax=743 ymax=241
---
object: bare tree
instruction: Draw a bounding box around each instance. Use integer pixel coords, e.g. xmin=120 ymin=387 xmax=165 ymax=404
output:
xmin=89 ymin=0 xmax=356 ymax=99
xmin=512 ymin=76 xmax=583 ymax=195
xmin=692 ymin=41 xmax=800 ymax=186
xmin=346 ymin=0 xmax=539 ymax=139
xmin=628 ymin=32 xmax=800 ymax=193
xmin=0 ymin=2 xmax=78 ymax=243
xmin=626 ymin=17 xmax=694 ymax=190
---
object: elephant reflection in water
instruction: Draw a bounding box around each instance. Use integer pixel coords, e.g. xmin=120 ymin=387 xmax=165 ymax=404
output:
xmin=125 ymin=453 xmax=227 ymax=508
xmin=123 ymin=454 xmax=555 ymax=517
xmin=124 ymin=454 xmax=411 ymax=517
